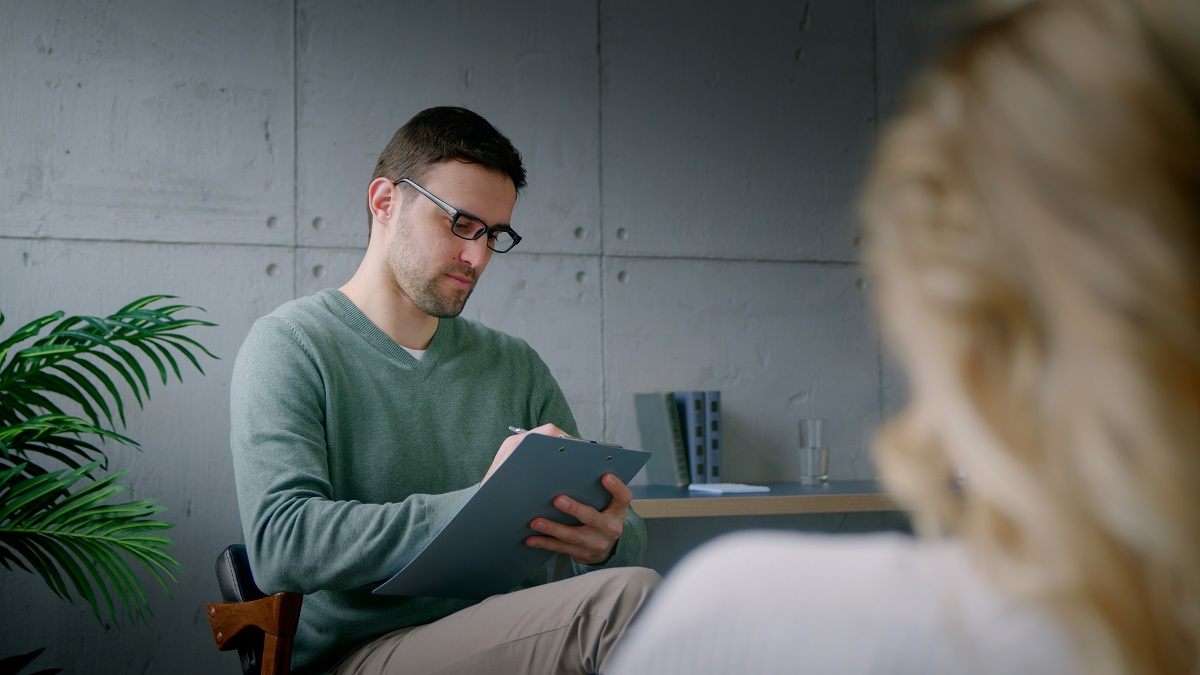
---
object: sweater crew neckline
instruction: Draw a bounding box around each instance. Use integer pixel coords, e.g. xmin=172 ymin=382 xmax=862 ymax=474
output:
xmin=322 ymin=289 xmax=447 ymax=371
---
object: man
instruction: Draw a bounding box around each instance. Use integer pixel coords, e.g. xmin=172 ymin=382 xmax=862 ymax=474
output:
xmin=230 ymin=106 xmax=658 ymax=675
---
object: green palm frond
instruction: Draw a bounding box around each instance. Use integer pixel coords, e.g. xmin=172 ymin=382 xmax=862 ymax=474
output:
xmin=0 ymin=414 xmax=131 ymax=474
xmin=0 ymin=296 xmax=216 ymax=467
xmin=0 ymin=461 xmax=180 ymax=625
xmin=0 ymin=296 xmax=215 ymax=628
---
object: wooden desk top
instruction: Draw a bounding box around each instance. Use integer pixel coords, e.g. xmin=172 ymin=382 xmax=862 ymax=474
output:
xmin=629 ymin=480 xmax=899 ymax=519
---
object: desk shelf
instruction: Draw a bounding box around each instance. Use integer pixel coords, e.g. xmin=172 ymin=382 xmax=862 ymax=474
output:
xmin=630 ymin=480 xmax=898 ymax=519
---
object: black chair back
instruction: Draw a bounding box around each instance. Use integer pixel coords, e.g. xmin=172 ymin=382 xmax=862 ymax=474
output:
xmin=215 ymin=544 xmax=269 ymax=675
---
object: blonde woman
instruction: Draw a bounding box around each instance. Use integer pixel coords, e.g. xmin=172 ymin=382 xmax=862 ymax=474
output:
xmin=608 ymin=0 xmax=1200 ymax=673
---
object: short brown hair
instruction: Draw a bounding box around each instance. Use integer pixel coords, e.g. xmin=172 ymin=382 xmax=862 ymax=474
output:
xmin=368 ymin=106 xmax=526 ymax=232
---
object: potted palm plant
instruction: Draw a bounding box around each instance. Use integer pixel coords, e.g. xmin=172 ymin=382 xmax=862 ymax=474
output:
xmin=0 ymin=296 xmax=216 ymax=674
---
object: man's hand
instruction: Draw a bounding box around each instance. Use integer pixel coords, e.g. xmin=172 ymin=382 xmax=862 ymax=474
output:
xmin=525 ymin=472 xmax=630 ymax=566
xmin=480 ymin=423 xmax=571 ymax=485
xmin=481 ymin=424 xmax=629 ymax=565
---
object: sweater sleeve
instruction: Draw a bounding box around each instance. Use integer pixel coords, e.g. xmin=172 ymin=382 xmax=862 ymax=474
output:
xmin=525 ymin=351 xmax=648 ymax=572
xmin=229 ymin=316 xmax=479 ymax=594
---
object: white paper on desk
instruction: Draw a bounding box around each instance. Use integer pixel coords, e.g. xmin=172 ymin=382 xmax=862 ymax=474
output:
xmin=687 ymin=483 xmax=770 ymax=494
xmin=373 ymin=434 xmax=650 ymax=600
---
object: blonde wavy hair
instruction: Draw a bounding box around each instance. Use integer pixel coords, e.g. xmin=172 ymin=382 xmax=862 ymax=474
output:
xmin=860 ymin=0 xmax=1200 ymax=673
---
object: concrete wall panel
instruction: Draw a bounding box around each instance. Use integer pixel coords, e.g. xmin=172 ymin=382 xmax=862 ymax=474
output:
xmin=295 ymin=0 xmax=601 ymax=255
xmin=875 ymin=0 xmax=955 ymax=122
xmin=0 ymin=0 xmax=294 ymax=246
xmin=294 ymin=246 xmax=357 ymax=299
xmin=600 ymin=0 xmax=875 ymax=262
xmin=603 ymin=257 xmax=881 ymax=483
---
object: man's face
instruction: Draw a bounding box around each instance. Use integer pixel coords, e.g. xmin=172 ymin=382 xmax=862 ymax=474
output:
xmin=384 ymin=160 xmax=517 ymax=318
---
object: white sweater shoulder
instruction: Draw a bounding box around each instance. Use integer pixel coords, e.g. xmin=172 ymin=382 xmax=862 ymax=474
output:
xmin=608 ymin=531 xmax=1079 ymax=675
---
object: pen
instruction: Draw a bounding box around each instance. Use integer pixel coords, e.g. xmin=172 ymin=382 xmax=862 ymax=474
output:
xmin=506 ymin=422 xmax=619 ymax=444
xmin=510 ymin=425 xmax=572 ymax=440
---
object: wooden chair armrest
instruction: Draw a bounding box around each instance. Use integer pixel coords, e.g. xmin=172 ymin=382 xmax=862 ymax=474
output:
xmin=207 ymin=591 xmax=302 ymax=674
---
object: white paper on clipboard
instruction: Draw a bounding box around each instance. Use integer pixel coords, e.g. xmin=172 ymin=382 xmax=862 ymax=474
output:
xmin=372 ymin=433 xmax=650 ymax=599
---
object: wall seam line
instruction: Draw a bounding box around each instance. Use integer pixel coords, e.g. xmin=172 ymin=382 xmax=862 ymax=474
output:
xmin=871 ymin=0 xmax=885 ymax=433
xmin=292 ymin=0 xmax=301 ymax=299
xmin=596 ymin=0 xmax=608 ymax=440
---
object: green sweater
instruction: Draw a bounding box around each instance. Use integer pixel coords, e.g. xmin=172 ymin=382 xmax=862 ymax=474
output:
xmin=229 ymin=289 xmax=647 ymax=674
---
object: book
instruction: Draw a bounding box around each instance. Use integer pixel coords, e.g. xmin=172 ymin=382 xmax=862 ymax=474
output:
xmin=674 ymin=390 xmax=708 ymax=484
xmin=703 ymin=390 xmax=722 ymax=482
xmin=634 ymin=392 xmax=690 ymax=487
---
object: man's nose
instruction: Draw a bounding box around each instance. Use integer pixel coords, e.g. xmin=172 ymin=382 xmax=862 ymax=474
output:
xmin=457 ymin=234 xmax=491 ymax=267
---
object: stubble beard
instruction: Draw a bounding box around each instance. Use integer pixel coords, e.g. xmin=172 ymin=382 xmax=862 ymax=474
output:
xmin=386 ymin=216 xmax=476 ymax=319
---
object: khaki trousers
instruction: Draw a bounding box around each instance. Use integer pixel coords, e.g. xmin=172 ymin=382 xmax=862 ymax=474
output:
xmin=333 ymin=566 xmax=661 ymax=675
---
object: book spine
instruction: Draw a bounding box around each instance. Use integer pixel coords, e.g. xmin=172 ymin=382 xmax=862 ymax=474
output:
xmin=675 ymin=391 xmax=707 ymax=484
xmin=665 ymin=395 xmax=690 ymax=486
xmin=634 ymin=392 xmax=690 ymax=487
xmin=704 ymin=390 xmax=722 ymax=482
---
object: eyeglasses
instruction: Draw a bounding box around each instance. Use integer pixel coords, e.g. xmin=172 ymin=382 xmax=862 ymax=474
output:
xmin=393 ymin=178 xmax=522 ymax=253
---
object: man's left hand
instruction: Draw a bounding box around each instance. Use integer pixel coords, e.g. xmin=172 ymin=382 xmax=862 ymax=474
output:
xmin=525 ymin=473 xmax=631 ymax=565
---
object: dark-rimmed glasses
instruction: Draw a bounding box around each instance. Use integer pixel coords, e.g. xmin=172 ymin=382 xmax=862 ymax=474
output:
xmin=394 ymin=178 xmax=522 ymax=253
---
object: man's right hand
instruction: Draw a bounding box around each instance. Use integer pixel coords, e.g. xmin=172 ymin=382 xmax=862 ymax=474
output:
xmin=480 ymin=423 xmax=571 ymax=485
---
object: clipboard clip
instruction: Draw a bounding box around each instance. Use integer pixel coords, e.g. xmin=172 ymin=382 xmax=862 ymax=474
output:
xmin=509 ymin=426 xmax=623 ymax=449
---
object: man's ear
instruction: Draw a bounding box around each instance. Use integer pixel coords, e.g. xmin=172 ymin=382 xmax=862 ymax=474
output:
xmin=368 ymin=177 xmax=400 ymax=228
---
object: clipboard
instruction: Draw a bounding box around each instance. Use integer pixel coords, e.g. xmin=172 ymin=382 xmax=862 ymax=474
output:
xmin=372 ymin=433 xmax=651 ymax=599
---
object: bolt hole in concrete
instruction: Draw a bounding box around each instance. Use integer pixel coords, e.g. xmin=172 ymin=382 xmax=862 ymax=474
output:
xmin=616 ymin=228 xmax=628 ymax=240
xmin=617 ymin=271 xmax=628 ymax=283
xmin=856 ymin=278 xmax=867 ymax=290
xmin=266 ymin=263 xmax=279 ymax=277
xmin=312 ymin=217 xmax=324 ymax=230
xmin=313 ymin=265 xmax=325 ymax=278
xmin=267 ymin=216 xmax=278 ymax=229
xmin=574 ymin=227 xmax=585 ymax=239
xmin=576 ymin=271 xmax=586 ymax=283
